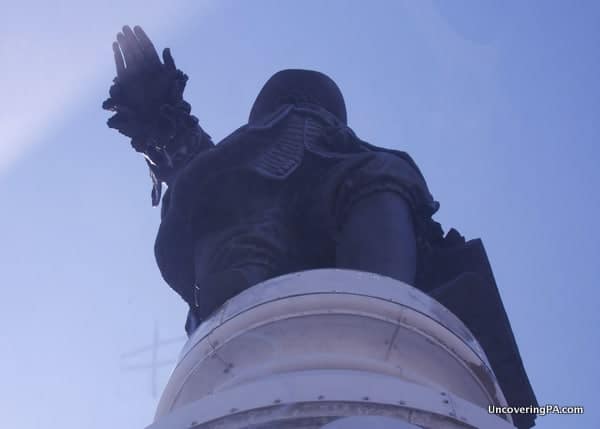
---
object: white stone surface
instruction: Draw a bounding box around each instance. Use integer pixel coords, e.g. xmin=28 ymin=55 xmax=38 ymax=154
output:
xmin=148 ymin=269 xmax=514 ymax=429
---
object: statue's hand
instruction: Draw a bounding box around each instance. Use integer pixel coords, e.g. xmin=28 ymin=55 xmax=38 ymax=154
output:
xmin=102 ymin=25 xmax=191 ymax=153
xmin=103 ymin=25 xmax=212 ymax=206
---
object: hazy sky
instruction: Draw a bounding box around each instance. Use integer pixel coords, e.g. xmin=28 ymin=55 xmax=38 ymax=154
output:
xmin=1 ymin=1 xmax=598 ymax=428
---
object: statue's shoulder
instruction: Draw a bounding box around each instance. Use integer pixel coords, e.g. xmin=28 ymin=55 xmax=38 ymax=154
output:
xmin=356 ymin=140 xmax=428 ymax=183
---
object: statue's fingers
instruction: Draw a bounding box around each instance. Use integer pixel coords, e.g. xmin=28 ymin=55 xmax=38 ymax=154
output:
xmin=116 ymin=32 xmax=135 ymax=70
xmin=112 ymin=42 xmax=125 ymax=77
xmin=122 ymin=25 xmax=144 ymax=69
xmin=162 ymin=48 xmax=176 ymax=70
xmin=133 ymin=25 xmax=161 ymax=66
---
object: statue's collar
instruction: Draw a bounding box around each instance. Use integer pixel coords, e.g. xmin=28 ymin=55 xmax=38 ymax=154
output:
xmin=247 ymin=102 xmax=343 ymax=131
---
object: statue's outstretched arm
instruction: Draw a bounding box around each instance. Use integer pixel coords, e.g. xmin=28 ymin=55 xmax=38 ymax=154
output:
xmin=103 ymin=25 xmax=213 ymax=206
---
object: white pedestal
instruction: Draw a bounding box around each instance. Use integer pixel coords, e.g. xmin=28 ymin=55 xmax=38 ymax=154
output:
xmin=148 ymin=269 xmax=515 ymax=429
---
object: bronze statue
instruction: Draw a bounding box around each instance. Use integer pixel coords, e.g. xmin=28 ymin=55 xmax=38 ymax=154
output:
xmin=103 ymin=26 xmax=537 ymax=428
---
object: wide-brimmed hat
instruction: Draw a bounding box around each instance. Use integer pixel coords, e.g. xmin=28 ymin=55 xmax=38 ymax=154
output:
xmin=249 ymin=69 xmax=347 ymax=124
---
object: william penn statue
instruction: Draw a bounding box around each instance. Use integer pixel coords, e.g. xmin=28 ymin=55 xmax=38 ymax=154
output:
xmin=103 ymin=26 xmax=537 ymax=429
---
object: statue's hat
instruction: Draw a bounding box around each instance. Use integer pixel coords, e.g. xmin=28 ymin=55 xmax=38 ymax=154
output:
xmin=249 ymin=69 xmax=347 ymax=124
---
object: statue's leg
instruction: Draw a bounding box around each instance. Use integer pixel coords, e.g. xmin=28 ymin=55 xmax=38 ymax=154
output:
xmin=185 ymin=267 xmax=267 ymax=337
xmin=324 ymin=152 xmax=436 ymax=286
xmin=335 ymin=191 xmax=417 ymax=285
xmin=188 ymin=212 xmax=294 ymax=329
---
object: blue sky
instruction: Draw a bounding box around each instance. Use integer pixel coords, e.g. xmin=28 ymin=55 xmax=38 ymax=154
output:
xmin=1 ymin=1 xmax=598 ymax=428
